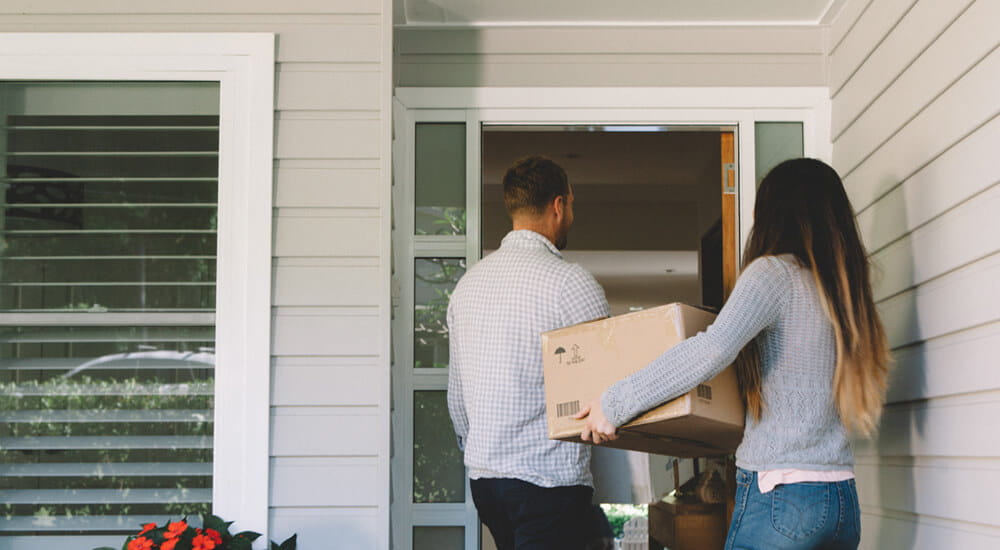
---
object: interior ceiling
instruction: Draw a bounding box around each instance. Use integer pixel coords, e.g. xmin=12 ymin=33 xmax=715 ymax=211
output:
xmin=396 ymin=0 xmax=842 ymax=26
xmin=482 ymin=128 xmax=720 ymax=187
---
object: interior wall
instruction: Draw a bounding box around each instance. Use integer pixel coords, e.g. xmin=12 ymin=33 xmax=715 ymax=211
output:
xmin=0 ymin=2 xmax=393 ymax=549
xmin=481 ymin=129 xmax=720 ymax=314
xmin=395 ymin=25 xmax=826 ymax=87
xmin=828 ymin=1 xmax=1000 ymax=547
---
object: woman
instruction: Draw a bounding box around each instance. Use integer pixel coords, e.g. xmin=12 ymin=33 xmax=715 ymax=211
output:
xmin=576 ymin=158 xmax=890 ymax=550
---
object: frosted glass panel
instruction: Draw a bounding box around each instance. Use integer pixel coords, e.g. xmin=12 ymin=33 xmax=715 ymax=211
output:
xmin=413 ymin=526 xmax=464 ymax=550
xmin=754 ymin=122 xmax=803 ymax=187
xmin=413 ymin=391 xmax=465 ymax=503
xmin=415 ymin=123 xmax=466 ymax=235
xmin=414 ymin=258 xmax=465 ymax=369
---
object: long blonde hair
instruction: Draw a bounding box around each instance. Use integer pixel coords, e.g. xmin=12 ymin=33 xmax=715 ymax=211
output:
xmin=735 ymin=158 xmax=891 ymax=436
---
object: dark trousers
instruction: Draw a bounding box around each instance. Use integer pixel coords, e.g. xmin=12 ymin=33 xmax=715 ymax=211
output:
xmin=470 ymin=478 xmax=594 ymax=550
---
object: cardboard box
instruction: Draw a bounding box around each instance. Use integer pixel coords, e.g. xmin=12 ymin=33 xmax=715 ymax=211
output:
xmin=648 ymin=494 xmax=727 ymax=550
xmin=542 ymin=303 xmax=744 ymax=457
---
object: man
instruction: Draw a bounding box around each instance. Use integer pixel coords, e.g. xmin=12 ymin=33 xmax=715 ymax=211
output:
xmin=447 ymin=156 xmax=610 ymax=549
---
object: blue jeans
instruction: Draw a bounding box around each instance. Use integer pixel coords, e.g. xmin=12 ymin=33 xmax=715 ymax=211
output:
xmin=726 ymin=469 xmax=861 ymax=550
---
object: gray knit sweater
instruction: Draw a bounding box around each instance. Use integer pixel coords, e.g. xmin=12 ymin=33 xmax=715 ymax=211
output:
xmin=601 ymin=254 xmax=853 ymax=471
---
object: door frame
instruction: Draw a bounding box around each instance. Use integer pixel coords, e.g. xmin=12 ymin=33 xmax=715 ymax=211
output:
xmin=391 ymin=86 xmax=831 ymax=549
xmin=395 ymin=86 xmax=830 ymax=261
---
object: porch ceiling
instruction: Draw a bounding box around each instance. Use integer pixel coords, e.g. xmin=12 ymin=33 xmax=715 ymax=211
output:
xmin=395 ymin=0 xmax=844 ymax=27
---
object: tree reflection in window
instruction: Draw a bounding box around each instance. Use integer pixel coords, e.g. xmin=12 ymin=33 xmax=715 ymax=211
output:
xmin=413 ymin=258 xmax=465 ymax=369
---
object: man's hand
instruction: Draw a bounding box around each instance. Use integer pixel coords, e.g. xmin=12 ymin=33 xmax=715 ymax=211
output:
xmin=574 ymin=398 xmax=619 ymax=445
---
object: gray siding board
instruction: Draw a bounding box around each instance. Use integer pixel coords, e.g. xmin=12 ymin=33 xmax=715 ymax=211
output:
xmin=0 ymin=3 xmax=391 ymax=547
xmin=830 ymin=1 xmax=1000 ymax=546
xmin=0 ymin=0 xmax=381 ymax=14
xmin=396 ymin=26 xmax=827 ymax=87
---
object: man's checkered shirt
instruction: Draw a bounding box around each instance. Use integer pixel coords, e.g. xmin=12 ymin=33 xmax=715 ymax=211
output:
xmin=447 ymin=230 xmax=609 ymax=488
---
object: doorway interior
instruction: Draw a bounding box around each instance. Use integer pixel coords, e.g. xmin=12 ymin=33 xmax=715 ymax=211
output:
xmin=482 ymin=125 xmax=733 ymax=315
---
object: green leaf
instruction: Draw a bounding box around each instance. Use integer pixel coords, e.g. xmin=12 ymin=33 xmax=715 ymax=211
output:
xmin=93 ymin=547 xmax=117 ymax=550
xmin=202 ymin=513 xmax=232 ymax=537
xmin=229 ymin=531 xmax=262 ymax=550
xmin=278 ymin=534 xmax=297 ymax=550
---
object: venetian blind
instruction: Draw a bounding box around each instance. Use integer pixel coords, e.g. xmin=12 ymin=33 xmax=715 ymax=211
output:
xmin=0 ymin=81 xmax=220 ymax=543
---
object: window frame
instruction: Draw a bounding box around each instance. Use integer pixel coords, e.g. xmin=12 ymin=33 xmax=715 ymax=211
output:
xmin=0 ymin=33 xmax=275 ymax=538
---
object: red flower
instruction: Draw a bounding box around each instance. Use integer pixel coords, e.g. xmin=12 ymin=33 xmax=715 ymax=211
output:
xmin=127 ymin=537 xmax=154 ymax=550
xmin=138 ymin=523 xmax=158 ymax=535
xmin=192 ymin=534 xmax=218 ymax=550
xmin=164 ymin=520 xmax=188 ymax=540
xmin=204 ymin=528 xmax=224 ymax=545
xmin=160 ymin=539 xmax=179 ymax=550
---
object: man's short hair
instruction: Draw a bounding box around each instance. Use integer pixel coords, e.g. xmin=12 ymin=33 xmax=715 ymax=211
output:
xmin=502 ymin=156 xmax=570 ymax=217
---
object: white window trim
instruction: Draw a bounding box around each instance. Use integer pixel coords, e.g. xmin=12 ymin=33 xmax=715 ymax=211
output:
xmin=0 ymin=33 xmax=275 ymax=538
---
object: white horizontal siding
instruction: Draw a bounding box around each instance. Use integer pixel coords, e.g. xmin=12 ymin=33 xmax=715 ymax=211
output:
xmin=276 ymin=67 xmax=381 ymax=112
xmin=831 ymin=0 xmax=981 ymax=139
xmin=275 ymin=115 xmax=381 ymax=159
xmin=396 ymin=25 xmax=826 ymax=87
xmin=828 ymin=0 xmax=916 ymax=93
xmin=273 ymin=212 xmax=381 ymax=257
xmin=0 ymin=1 xmax=381 ymax=14
xmin=274 ymin=164 xmax=380 ymax=209
xmin=0 ymin=15 xmax=382 ymax=64
xmin=856 ymin=114 xmax=1000 ymax=252
xmin=270 ymin=508 xmax=379 ymax=550
xmin=397 ymin=54 xmax=826 ymax=88
xmin=830 ymin=0 xmax=1000 ymax=546
xmin=834 ymin=1 xmax=998 ymax=173
xmin=826 ymin=0 xmax=871 ymax=54
xmin=887 ymin=322 xmax=1000 ymax=404
xmin=859 ymin=507 xmax=1000 ymax=549
xmin=871 ymin=183 xmax=1000 ymax=302
xmin=878 ymin=252 xmax=1000 ymax=349
xmin=397 ymin=26 xmax=823 ymax=55
xmin=855 ymin=457 xmax=1000 ymax=527
xmin=271 ymin=407 xmax=380 ymax=456
xmin=271 ymin=357 xmax=382 ymax=406
xmin=840 ymin=45 xmax=1000 ymax=211
xmin=273 ymin=261 xmax=382 ymax=306
xmin=854 ymin=391 xmax=1000 ymax=458
xmin=0 ymin=3 xmax=392 ymax=547
xmin=272 ymin=307 xmax=381 ymax=356
xmin=270 ymin=457 xmax=379 ymax=507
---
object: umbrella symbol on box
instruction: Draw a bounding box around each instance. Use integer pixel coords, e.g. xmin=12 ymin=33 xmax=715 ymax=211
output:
xmin=554 ymin=347 xmax=566 ymax=363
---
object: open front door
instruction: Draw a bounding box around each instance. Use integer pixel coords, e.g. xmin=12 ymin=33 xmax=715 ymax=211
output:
xmin=721 ymin=132 xmax=739 ymax=299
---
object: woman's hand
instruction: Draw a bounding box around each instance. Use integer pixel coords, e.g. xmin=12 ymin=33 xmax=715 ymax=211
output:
xmin=574 ymin=398 xmax=619 ymax=445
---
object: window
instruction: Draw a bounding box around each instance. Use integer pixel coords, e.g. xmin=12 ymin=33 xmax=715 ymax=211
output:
xmin=0 ymin=79 xmax=219 ymax=538
xmin=392 ymin=114 xmax=477 ymax=550
xmin=0 ymin=35 xmax=274 ymax=549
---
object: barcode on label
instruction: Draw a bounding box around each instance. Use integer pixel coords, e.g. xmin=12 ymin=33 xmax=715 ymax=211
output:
xmin=557 ymin=400 xmax=580 ymax=417
xmin=696 ymin=384 xmax=712 ymax=401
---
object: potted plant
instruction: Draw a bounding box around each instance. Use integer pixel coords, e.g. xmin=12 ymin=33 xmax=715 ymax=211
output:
xmin=94 ymin=515 xmax=296 ymax=550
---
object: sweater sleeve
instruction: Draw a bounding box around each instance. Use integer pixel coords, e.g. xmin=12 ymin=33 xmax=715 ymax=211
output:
xmin=600 ymin=256 xmax=793 ymax=427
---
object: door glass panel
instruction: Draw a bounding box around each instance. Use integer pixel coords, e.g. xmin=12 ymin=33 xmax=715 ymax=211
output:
xmin=0 ymin=80 xmax=219 ymax=540
xmin=414 ymin=258 xmax=465 ymax=369
xmin=754 ymin=122 xmax=803 ymax=187
xmin=412 ymin=391 xmax=464 ymax=503
xmin=413 ymin=526 xmax=464 ymax=550
xmin=415 ymin=123 xmax=466 ymax=235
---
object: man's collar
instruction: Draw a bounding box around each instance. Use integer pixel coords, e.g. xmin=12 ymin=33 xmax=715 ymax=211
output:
xmin=500 ymin=230 xmax=563 ymax=259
